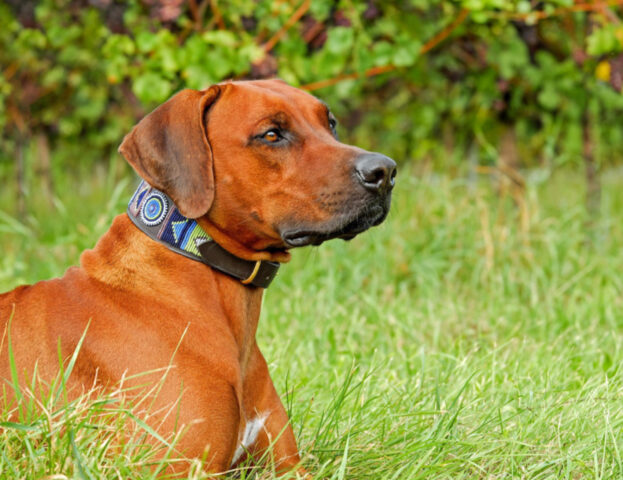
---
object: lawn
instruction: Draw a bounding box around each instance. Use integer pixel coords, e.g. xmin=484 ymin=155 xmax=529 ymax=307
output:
xmin=0 ymin=163 xmax=622 ymax=479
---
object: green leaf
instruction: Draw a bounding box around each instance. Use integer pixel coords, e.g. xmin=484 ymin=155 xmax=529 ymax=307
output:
xmin=587 ymin=25 xmax=623 ymax=56
xmin=132 ymin=72 xmax=173 ymax=104
xmin=325 ymin=27 xmax=355 ymax=55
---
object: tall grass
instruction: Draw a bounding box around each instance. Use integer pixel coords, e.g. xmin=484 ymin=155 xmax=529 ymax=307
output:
xmin=0 ymin=164 xmax=622 ymax=478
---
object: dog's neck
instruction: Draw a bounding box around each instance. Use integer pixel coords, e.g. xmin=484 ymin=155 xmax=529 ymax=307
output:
xmin=80 ymin=214 xmax=265 ymax=351
xmin=126 ymin=180 xmax=280 ymax=289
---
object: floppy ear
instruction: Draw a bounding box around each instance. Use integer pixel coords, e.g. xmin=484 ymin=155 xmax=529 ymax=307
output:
xmin=119 ymin=86 xmax=221 ymax=218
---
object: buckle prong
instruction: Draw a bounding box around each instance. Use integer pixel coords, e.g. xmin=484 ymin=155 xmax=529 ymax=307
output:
xmin=241 ymin=260 xmax=262 ymax=285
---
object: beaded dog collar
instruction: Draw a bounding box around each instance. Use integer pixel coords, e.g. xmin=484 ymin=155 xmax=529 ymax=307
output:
xmin=127 ymin=180 xmax=280 ymax=288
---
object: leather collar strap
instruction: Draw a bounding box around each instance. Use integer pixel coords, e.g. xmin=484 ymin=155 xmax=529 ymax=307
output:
xmin=127 ymin=180 xmax=280 ymax=288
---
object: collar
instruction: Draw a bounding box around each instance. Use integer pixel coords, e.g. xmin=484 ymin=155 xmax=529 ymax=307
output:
xmin=127 ymin=180 xmax=280 ymax=288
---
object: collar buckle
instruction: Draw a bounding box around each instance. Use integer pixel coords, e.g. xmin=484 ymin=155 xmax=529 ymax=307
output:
xmin=128 ymin=180 xmax=280 ymax=289
xmin=241 ymin=260 xmax=262 ymax=285
xmin=196 ymin=240 xmax=280 ymax=289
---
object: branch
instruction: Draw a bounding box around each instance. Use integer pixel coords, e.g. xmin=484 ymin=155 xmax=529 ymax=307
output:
xmin=421 ymin=7 xmax=470 ymax=55
xmin=503 ymin=0 xmax=623 ymax=21
xmin=263 ymin=0 xmax=311 ymax=53
xmin=209 ymin=0 xmax=225 ymax=30
xmin=301 ymin=65 xmax=396 ymax=92
xmin=302 ymin=8 xmax=469 ymax=91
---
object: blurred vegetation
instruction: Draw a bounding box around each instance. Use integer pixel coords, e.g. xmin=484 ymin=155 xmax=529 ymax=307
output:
xmin=2 ymin=0 xmax=623 ymax=214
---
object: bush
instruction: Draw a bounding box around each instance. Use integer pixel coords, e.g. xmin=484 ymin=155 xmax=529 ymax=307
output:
xmin=2 ymin=0 xmax=623 ymax=176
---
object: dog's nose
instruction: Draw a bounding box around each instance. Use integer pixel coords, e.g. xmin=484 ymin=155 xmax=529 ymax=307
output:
xmin=354 ymin=153 xmax=397 ymax=193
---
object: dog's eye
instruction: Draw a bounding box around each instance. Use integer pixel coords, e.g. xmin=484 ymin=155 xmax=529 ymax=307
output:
xmin=328 ymin=115 xmax=338 ymax=139
xmin=262 ymin=129 xmax=282 ymax=143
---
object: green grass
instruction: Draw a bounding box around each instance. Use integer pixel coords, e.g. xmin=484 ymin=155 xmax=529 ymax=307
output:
xmin=1 ymin=164 xmax=622 ymax=479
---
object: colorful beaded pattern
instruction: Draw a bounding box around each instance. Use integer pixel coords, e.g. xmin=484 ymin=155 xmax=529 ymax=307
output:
xmin=127 ymin=180 xmax=210 ymax=260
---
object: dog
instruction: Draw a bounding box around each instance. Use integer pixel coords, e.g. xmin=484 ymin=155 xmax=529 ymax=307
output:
xmin=0 ymin=79 xmax=396 ymax=476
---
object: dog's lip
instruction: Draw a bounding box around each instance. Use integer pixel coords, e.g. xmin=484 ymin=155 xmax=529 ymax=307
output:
xmin=281 ymin=204 xmax=387 ymax=248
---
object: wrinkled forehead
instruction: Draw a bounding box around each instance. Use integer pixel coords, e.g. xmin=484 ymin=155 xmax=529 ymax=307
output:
xmin=213 ymin=80 xmax=330 ymax=126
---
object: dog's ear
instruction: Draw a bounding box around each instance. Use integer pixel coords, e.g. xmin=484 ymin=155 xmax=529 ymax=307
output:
xmin=119 ymin=86 xmax=221 ymax=218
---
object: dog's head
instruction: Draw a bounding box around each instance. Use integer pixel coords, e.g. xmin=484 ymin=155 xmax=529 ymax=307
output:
xmin=119 ymin=79 xmax=396 ymax=262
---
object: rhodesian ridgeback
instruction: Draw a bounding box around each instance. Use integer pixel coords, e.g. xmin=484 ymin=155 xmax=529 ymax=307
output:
xmin=0 ymin=79 xmax=396 ymax=476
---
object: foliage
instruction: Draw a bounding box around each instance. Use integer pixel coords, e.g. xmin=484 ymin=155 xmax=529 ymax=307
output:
xmin=1 ymin=168 xmax=623 ymax=478
xmin=3 ymin=0 xmax=623 ymax=175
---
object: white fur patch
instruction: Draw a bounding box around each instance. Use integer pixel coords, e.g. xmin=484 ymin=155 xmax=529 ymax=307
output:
xmin=230 ymin=412 xmax=269 ymax=466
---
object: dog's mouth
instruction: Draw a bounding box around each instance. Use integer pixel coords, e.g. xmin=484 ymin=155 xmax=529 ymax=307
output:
xmin=281 ymin=203 xmax=389 ymax=248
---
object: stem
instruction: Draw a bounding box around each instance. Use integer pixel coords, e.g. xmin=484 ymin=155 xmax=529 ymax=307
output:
xmin=302 ymin=8 xmax=469 ymax=91
xmin=263 ymin=0 xmax=311 ymax=53
xmin=583 ymin=110 xmax=601 ymax=223
xmin=16 ymin=137 xmax=26 ymax=217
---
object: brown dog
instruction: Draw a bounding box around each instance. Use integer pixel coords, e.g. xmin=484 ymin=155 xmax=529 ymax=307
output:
xmin=0 ymin=79 xmax=395 ymax=476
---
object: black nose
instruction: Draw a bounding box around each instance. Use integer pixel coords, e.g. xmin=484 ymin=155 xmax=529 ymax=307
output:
xmin=354 ymin=153 xmax=397 ymax=193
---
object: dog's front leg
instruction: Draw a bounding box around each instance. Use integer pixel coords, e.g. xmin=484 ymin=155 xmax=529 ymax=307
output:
xmin=238 ymin=344 xmax=309 ymax=477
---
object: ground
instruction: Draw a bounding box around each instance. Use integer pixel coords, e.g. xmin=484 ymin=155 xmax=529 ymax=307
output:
xmin=0 ymin=164 xmax=622 ymax=479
